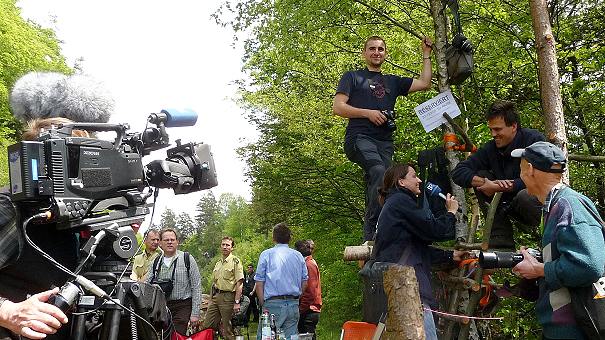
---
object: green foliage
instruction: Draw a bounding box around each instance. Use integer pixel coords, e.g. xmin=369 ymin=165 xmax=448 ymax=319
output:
xmin=216 ymin=0 xmax=605 ymax=337
xmin=0 ymin=0 xmax=71 ymax=185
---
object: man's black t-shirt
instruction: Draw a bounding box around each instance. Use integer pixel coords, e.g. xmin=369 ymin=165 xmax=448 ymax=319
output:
xmin=336 ymin=68 xmax=413 ymax=142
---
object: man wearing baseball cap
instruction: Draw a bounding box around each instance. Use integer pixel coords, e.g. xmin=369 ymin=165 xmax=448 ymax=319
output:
xmin=512 ymin=141 xmax=605 ymax=339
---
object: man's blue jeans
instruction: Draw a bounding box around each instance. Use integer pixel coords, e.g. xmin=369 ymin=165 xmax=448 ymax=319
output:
xmin=257 ymin=299 xmax=300 ymax=340
xmin=344 ymin=134 xmax=394 ymax=241
xmin=423 ymin=309 xmax=438 ymax=340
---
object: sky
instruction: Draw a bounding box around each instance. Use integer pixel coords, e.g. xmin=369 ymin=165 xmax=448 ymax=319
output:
xmin=16 ymin=0 xmax=258 ymax=227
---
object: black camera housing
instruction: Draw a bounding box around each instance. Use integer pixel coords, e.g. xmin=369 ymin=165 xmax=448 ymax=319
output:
xmin=7 ymin=116 xmax=218 ymax=232
xmin=479 ymin=249 xmax=542 ymax=269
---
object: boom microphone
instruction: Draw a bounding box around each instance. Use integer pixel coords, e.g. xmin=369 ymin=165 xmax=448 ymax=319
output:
xmin=426 ymin=182 xmax=462 ymax=212
xmin=9 ymin=71 xmax=114 ymax=123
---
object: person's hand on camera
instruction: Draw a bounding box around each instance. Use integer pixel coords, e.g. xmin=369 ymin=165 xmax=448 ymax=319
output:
xmin=365 ymin=109 xmax=387 ymax=126
xmin=445 ymin=193 xmax=459 ymax=214
xmin=513 ymin=248 xmax=544 ymax=279
xmin=0 ymin=288 xmax=68 ymax=340
xmin=452 ymin=250 xmax=469 ymax=262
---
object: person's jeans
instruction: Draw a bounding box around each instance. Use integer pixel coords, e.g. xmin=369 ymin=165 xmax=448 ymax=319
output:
xmin=423 ymin=309 xmax=438 ymax=340
xmin=344 ymin=134 xmax=394 ymax=241
xmin=257 ymin=299 xmax=300 ymax=340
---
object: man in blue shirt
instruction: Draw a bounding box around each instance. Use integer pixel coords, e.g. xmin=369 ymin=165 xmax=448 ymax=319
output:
xmin=255 ymin=223 xmax=308 ymax=339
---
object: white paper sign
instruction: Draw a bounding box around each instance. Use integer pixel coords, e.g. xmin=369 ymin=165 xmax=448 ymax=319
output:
xmin=414 ymin=91 xmax=461 ymax=133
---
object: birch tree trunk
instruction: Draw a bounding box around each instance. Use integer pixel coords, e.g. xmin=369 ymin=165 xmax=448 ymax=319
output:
xmin=382 ymin=265 xmax=425 ymax=340
xmin=529 ymin=0 xmax=569 ymax=182
xmin=428 ymin=0 xmax=468 ymax=241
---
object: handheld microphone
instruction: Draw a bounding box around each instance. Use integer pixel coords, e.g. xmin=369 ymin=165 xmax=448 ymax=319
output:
xmin=9 ymin=72 xmax=114 ymax=123
xmin=425 ymin=182 xmax=462 ymax=213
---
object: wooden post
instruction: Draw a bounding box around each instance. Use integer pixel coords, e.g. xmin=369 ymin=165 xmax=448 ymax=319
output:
xmin=343 ymin=245 xmax=373 ymax=261
xmin=382 ymin=265 xmax=426 ymax=340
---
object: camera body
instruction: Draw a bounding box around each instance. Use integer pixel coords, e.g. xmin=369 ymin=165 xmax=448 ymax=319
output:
xmin=380 ymin=110 xmax=397 ymax=132
xmin=7 ymin=111 xmax=218 ymax=231
xmin=479 ymin=248 xmax=542 ymax=269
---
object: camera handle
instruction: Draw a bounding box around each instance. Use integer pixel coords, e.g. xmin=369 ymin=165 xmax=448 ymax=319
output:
xmin=57 ymin=122 xmax=129 ymax=150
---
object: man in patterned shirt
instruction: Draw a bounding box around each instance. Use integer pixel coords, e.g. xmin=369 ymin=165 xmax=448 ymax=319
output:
xmin=147 ymin=228 xmax=202 ymax=334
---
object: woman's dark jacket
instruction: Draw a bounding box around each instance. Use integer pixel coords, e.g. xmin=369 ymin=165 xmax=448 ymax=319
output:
xmin=374 ymin=187 xmax=456 ymax=307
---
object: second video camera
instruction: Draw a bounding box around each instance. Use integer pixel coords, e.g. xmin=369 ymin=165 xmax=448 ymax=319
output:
xmin=479 ymin=249 xmax=542 ymax=269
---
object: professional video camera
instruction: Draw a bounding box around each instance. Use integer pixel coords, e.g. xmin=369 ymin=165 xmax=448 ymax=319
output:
xmin=479 ymin=248 xmax=542 ymax=269
xmin=6 ymin=109 xmax=217 ymax=340
xmin=8 ymin=108 xmax=217 ymax=269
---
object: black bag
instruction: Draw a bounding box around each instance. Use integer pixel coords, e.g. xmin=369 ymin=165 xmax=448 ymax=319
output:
xmin=569 ymin=198 xmax=605 ymax=338
xmin=359 ymin=260 xmax=390 ymax=324
xmin=359 ymin=244 xmax=412 ymax=324
xmin=153 ymin=279 xmax=174 ymax=296
xmin=570 ymin=283 xmax=605 ymax=339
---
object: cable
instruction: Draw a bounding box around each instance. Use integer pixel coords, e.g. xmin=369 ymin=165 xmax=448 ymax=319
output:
xmin=22 ymin=212 xmax=163 ymax=339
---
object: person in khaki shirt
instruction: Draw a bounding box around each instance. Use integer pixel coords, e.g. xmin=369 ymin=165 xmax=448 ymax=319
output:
xmin=130 ymin=230 xmax=162 ymax=281
xmin=202 ymin=236 xmax=244 ymax=339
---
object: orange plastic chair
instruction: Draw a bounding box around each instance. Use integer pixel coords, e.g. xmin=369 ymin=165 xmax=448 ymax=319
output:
xmin=340 ymin=321 xmax=377 ymax=340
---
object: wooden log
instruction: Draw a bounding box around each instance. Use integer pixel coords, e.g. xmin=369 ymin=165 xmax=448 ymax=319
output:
xmin=382 ymin=265 xmax=426 ymax=340
xmin=343 ymin=245 xmax=373 ymax=261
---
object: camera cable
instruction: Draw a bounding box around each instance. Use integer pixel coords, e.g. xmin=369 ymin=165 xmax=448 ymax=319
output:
xmin=22 ymin=212 xmax=162 ymax=340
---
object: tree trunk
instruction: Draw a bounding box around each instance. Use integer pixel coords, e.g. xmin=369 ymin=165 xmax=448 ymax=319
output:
xmin=529 ymin=0 xmax=569 ymax=182
xmin=382 ymin=265 xmax=425 ymax=340
xmin=428 ymin=0 xmax=468 ymax=240
xmin=343 ymin=245 xmax=372 ymax=261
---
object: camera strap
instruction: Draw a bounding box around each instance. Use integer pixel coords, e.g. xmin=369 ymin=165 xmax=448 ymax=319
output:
xmin=151 ymin=252 xmax=191 ymax=282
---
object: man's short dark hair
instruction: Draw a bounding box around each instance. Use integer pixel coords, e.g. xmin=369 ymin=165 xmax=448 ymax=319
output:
xmin=273 ymin=222 xmax=291 ymax=244
xmin=160 ymin=228 xmax=179 ymax=241
xmin=485 ymin=100 xmax=520 ymax=127
xmin=364 ymin=35 xmax=387 ymax=51
xmin=295 ymin=240 xmax=311 ymax=257
xmin=222 ymin=236 xmax=235 ymax=247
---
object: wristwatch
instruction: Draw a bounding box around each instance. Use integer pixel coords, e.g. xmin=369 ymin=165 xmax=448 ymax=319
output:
xmin=235 ymin=299 xmax=240 ymax=304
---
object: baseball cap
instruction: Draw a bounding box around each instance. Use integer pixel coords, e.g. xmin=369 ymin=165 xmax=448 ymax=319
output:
xmin=511 ymin=141 xmax=566 ymax=173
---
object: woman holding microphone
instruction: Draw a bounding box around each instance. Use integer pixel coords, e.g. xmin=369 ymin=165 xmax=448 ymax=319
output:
xmin=374 ymin=163 xmax=463 ymax=339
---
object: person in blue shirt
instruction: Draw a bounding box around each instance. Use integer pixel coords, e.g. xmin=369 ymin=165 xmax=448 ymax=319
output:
xmin=255 ymin=223 xmax=308 ymax=339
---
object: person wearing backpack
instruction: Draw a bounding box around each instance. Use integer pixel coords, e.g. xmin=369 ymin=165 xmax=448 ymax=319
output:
xmin=512 ymin=142 xmax=605 ymax=339
xmin=147 ymin=228 xmax=202 ymax=335
xmin=332 ymin=35 xmax=434 ymax=241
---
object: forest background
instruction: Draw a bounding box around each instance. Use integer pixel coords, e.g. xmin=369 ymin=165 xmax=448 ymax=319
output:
xmin=1 ymin=0 xmax=604 ymax=338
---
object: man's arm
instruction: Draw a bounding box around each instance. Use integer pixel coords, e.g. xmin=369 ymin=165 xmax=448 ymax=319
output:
xmin=408 ymin=37 xmax=433 ymax=93
xmin=332 ymin=93 xmax=386 ymax=126
xmin=301 ymin=280 xmax=308 ymax=295
xmin=188 ymin=255 xmax=202 ymax=324
xmin=234 ymin=279 xmax=243 ymax=312
xmin=0 ymin=289 xmax=68 ymax=340
xmin=255 ymin=281 xmax=265 ymax=307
